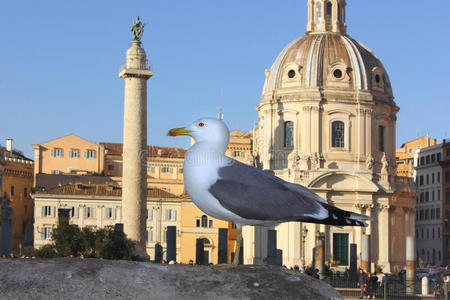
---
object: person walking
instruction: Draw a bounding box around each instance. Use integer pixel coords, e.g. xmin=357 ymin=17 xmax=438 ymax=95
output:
xmin=368 ymin=272 xmax=378 ymax=299
xmin=357 ymin=268 xmax=367 ymax=299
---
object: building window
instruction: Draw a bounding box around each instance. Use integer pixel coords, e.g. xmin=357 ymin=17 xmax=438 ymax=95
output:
xmin=284 ymin=121 xmax=294 ymax=148
xmin=106 ymin=207 xmax=116 ymax=219
xmin=43 ymin=227 xmax=53 ymax=240
xmin=23 ymin=188 xmax=27 ymax=197
xmin=51 ymin=170 xmax=61 ymax=175
xmin=108 ymin=164 xmax=115 ymax=171
xmin=332 ymin=121 xmax=345 ymax=148
xmin=432 ymin=173 xmax=435 ymax=184
xmin=438 ymin=172 xmax=441 ymax=183
xmin=70 ymin=207 xmax=79 ymax=218
xmin=425 ymin=209 xmax=429 ymax=219
xmin=316 ymin=2 xmax=322 ymax=23
xmin=419 ymin=176 xmax=424 ymax=186
xmin=446 ymin=191 xmax=450 ymax=203
xmin=196 ymin=219 xmax=200 ymax=227
xmin=419 ymin=210 xmax=424 ymax=220
xmin=333 ymin=233 xmax=349 ymax=265
xmin=425 ymin=191 xmax=429 ymax=202
xmin=147 ymin=208 xmax=153 ymax=220
xmin=446 ymin=171 xmax=450 ymax=183
xmin=42 ymin=206 xmax=55 ymax=217
xmin=179 ymin=168 xmax=183 ymax=174
xmin=147 ymin=166 xmax=154 ymax=173
xmin=85 ymin=207 xmax=95 ymax=218
xmin=438 ymin=227 xmax=441 ymax=238
xmin=431 ymin=154 xmax=436 ymax=163
xmin=426 ymin=155 xmax=430 ymax=164
xmin=51 ymin=148 xmax=64 ymax=157
xmin=232 ymin=151 xmax=244 ymax=157
xmin=426 ymin=174 xmax=429 ymax=185
xmin=437 ymin=153 xmax=442 ymax=161
xmin=148 ymin=229 xmax=153 ymax=242
xmin=161 ymin=167 xmax=172 ymax=173
xmin=69 ymin=149 xmax=80 ymax=158
xmin=84 ymin=150 xmax=96 ymax=159
xmin=378 ymin=126 xmax=386 ymax=152
xmin=201 ymin=215 xmax=208 ymax=228
xmin=166 ymin=209 xmax=176 ymax=221
xmin=326 ymin=1 xmax=332 ymax=23
xmin=432 ymin=190 xmax=435 ymax=201
xmin=431 ymin=209 xmax=435 ymax=219
xmin=438 ymin=190 xmax=441 ymax=201
xmin=10 ymin=186 xmax=14 ymax=196
xmin=437 ymin=208 xmax=441 ymax=218
xmin=209 ymin=220 xmax=214 ymax=228
xmin=420 ymin=192 xmax=424 ymax=203
xmin=409 ymin=148 xmax=413 ymax=154
xmin=420 ymin=157 xmax=425 ymax=165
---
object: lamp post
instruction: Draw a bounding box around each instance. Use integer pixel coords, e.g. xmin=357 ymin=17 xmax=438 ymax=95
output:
xmin=302 ymin=225 xmax=308 ymax=271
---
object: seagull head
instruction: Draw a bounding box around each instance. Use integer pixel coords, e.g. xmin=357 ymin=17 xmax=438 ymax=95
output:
xmin=168 ymin=118 xmax=230 ymax=150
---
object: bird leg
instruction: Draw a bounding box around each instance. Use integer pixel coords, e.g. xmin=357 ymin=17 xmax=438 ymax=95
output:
xmin=213 ymin=228 xmax=242 ymax=270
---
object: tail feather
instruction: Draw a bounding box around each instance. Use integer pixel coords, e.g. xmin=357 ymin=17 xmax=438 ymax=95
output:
xmin=301 ymin=202 xmax=372 ymax=227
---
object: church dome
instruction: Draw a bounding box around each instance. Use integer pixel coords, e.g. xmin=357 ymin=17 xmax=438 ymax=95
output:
xmin=262 ymin=0 xmax=393 ymax=102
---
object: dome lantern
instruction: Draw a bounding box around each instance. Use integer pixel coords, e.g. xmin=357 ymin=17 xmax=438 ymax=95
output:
xmin=307 ymin=0 xmax=347 ymax=34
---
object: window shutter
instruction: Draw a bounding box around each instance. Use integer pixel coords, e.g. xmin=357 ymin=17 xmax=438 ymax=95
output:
xmin=165 ymin=209 xmax=169 ymax=221
xmin=51 ymin=206 xmax=56 ymax=217
xmin=84 ymin=150 xmax=87 ymax=158
xmin=75 ymin=207 xmax=79 ymax=218
xmin=148 ymin=209 xmax=152 ymax=221
xmin=173 ymin=210 xmax=177 ymax=221
xmin=51 ymin=149 xmax=55 ymax=157
xmin=40 ymin=206 xmax=44 ymax=217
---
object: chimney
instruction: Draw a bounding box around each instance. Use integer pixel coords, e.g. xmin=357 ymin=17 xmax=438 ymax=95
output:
xmin=157 ymin=149 xmax=162 ymax=157
xmin=6 ymin=139 xmax=13 ymax=152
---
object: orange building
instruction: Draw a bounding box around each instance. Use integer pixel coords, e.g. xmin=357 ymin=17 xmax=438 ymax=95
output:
xmin=2 ymin=139 xmax=34 ymax=253
xmin=396 ymin=136 xmax=440 ymax=177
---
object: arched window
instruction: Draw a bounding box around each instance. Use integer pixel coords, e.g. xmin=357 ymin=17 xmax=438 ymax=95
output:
xmin=332 ymin=121 xmax=345 ymax=148
xmin=316 ymin=2 xmax=322 ymax=23
xmin=201 ymin=215 xmax=208 ymax=228
xmin=284 ymin=121 xmax=294 ymax=148
xmin=338 ymin=4 xmax=342 ymax=22
xmin=326 ymin=2 xmax=332 ymax=24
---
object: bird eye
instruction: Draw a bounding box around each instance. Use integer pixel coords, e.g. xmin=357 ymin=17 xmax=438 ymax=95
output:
xmin=198 ymin=122 xmax=205 ymax=127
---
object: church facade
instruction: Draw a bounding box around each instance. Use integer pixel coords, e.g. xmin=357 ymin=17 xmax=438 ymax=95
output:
xmin=243 ymin=0 xmax=416 ymax=273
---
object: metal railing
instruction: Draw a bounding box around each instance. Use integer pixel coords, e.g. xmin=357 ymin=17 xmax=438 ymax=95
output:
xmin=323 ymin=271 xmax=441 ymax=300
xmin=119 ymin=60 xmax=153 ymax=73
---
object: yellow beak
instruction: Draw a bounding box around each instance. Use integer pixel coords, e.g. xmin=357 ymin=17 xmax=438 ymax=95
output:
xmin=167 ymin=127 xmax=192 ymax=137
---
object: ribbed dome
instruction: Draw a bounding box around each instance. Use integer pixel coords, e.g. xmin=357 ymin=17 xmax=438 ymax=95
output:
xmin=262 ymin=33 xmax=393 ymax=99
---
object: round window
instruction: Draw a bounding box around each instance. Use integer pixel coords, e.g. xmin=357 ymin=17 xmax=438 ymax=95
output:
xmin=333 ymin=69 xmax=343 ymax=79
xmin=375 ymin=74 xmax=381 ymax=83
xmin=288 ymin=70 xmax=296 ymax=78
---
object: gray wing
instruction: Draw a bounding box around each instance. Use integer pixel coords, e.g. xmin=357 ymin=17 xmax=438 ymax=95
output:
xmin=208 ymin=158 xmax=327 ymax=222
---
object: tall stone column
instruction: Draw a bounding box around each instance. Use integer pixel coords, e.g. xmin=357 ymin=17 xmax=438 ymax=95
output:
xmin=119 ymin=40 xmax=153 ymax=258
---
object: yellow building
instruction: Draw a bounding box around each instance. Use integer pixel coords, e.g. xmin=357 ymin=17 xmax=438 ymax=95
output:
xmin=32 ymin=134 xmax=101 ymax=178
xmin=2 ymin=139 xmax=34 ymax=253
xmin=33 ymin=182 xmax=235 ymax=263
xmin=396 ymin=136 xmax=440 ymax=177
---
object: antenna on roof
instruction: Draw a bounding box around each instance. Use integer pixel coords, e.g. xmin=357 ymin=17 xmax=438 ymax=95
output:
xmin=218 ymin=107 xmax=224 ymax=120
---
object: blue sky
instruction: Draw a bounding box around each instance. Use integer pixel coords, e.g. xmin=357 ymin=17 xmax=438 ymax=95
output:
xmin=1 ymin=0 xmax=449 ymax=158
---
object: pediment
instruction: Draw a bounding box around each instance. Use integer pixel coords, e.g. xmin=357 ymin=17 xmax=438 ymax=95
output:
xmin=308 ymin=171 xmax=379 ymax=192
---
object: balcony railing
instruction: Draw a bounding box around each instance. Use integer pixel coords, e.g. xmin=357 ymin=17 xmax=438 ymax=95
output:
xmin=119 ymin=60 xmax=153 ymax=73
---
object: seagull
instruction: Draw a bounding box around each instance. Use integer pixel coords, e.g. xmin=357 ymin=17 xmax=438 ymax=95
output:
xmin=168 ymin=117 xmax=371 ymax=268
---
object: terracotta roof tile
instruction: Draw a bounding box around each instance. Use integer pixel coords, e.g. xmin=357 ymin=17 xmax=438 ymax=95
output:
xmin=36 ymin=183 xmax=179 ymax=199
xmin=101 ymin=143 xmax=186 ymax=158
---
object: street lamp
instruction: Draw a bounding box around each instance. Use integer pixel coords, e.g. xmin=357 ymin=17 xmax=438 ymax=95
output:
xmin=302 ymin=225 xmax=308 ymax=271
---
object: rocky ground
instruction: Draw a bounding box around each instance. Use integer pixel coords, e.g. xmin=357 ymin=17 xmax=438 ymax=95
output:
xmin=0 ymin=258 xmax=342 ymax=300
